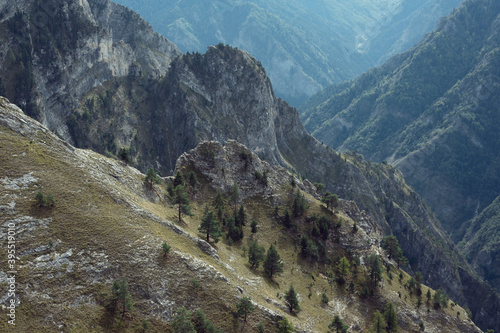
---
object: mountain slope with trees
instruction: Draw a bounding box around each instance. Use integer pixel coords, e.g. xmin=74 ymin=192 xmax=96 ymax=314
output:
xmin=0 ymin=0 xmax=499 ymax=331
xmin=112 ymin=0 xmax=463 ymax=106
xmin=301 ymin=0 xmax=500 ymax=276
xmin=0 ymin=98 xmax=485 ymax=332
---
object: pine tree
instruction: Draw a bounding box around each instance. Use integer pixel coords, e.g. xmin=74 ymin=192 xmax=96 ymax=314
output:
xmin=277 ymin=317 xmax=295 ymax=333
xmin=383 ymin=302 xmax=398 ymax=332
xmin=284 ymin=285 xmax=300 ymax=313
xmin=248 ymin=239 xmax=266 ymax=269
xmin=198 ymin=208 xmax=222 ymax=243
xmin=145 ymin=167 xmax=161 ymax=187
xmin=322 ymin=191 xmax=338 ymax=211
xmin=328 ymin=315 xmax=348 ymax=333
xmin=172 ymin=307 xmax=195 ymax=333
xmin=264 ymin=244 xmax=284 ymax=279
xmin=172 ymin=185 xmax=192 ymax=223
xmin=283 ymin=208 xmax=292 ymax=229
xmin=229 ymin=182 xmax=241 ymax=211
xmin=174 ymin=171 xmax=185 ymax=187
xmin=366 ymin=253 xmax=383 ymax=294
xmin=372 ymin=310 xmax=387 ymax=333
xmin=236 ymin=205 xmax=246 ymax=227
xmin=251 ymin=220 xmax=258 ymax=234
xmin=188 ymin=171 xmax=197 ymax=188
xmin=337 ymin=256 xmax=351 ymax=284
xmin=112 ymin=278 xmax=134 ymax=318
xmin=236 ymin=297 xmax=255 ymax=322
xmin=162 ymin=242 xmax=171 ymax=257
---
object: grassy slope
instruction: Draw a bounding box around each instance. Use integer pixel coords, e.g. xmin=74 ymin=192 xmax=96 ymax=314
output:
xmin=0 ymin=102 xmax=480 ymax=332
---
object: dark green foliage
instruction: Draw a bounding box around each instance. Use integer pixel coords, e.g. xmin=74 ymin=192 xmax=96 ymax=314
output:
xmin=235 ymin=205 xmax=246 ymax=227
xmin=283 ymin=208 xmax=292 ymax=229
xmin=313 ymin=182 xmax=325 ymax=193
xmin=321 ymin=292 xmax=329 ymax=305
xmin=236 ymin=296 xmax=254 ymax=322
xmin=173 ymin=307 xmax=195 ymax=333
xmin=300 ymin=235 xmax=319 ymax=261
xmin=381 ymin=236 xmax=407 ymax=268
xmin=383 ymin=302 xmax=398 ymax=332
xmin=198 ymin=208 xmax=222 ymax=243
xmin=255 ymin=170 xmax=268 ymax=185
xmin=366 ymin=254 xmax=383 ymax=293
xmin=145 ymin=167 xmax=161 ymax=187
xmin=258 ymin=322 xmax=265 ymax=333
xmin=328 ymin=315 xmax=348 ymax=333
xmin=35 ymin=191 xmax=55 ymax=207
xmin=277 ymin=317 xmax=295 ymax=333
xmin=162 ymin=242 xmax=171 ymax=256
xmin=172 ymin=185 xmax=192 ymax=223
xmin=141 ymin=319 xmax=149 ymax=331
xmin=174 ymin=171 xmax=186 ymax=187
xmin=337 ymin=256 xmax=350 ymax=284
xmin=111 ymin=279 xmax=133 ymax=318
xmin=213 ymin=190 xmax=225 ymax=221
xmin=188 ymin=171 xmax=197 ymax=188
xmin=119 ymin=147 xmax=131 ymax=164
xmin=433 ymin=289 xmax=449 ymax=309
xmin=419 ymin=322 xmax=425 ymax=331
xmin=371 ymin=310 xmax=387 ymax=333
xmin=248 ymin=239 xmax=265 ymax=269
xmin=251 ymin=220 xmax=258 ymax=234
xmin=226 ymin=216 xmax=243 ymax=243
xmin=292 ymin=190 xmax=308 ymax=217
xmin=264 ymin=244 xmax=283 ymax=279
xmin=284 ymin=285 xmax=300 ymax=314
xmin=229 ymin=183 xmax=240 ymax=210
xmin=321 ymin=192 xmax=339 ymax=211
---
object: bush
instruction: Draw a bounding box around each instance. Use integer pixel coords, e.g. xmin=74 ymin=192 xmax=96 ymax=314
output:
xmin=35 ymin=191 xmax=55 ymax=207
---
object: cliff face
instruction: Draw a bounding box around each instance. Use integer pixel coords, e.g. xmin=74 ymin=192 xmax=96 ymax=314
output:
xmin=0 ymin=0 xmax=180 ymax=140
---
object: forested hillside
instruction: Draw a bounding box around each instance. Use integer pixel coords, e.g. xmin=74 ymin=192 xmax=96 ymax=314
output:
xmin=301 ymin=0 xmax=500 ymax=299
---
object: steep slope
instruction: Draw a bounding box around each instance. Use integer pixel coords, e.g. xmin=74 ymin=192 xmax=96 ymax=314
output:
xmin=302 ymin=0 xmax=500 ymax=242
xmin=1 ymin=0 xmax=499 ymax=330
xmin=0 ymin=0 xmax=180 ymax=140
xmin=112 ymin=0 xmax=463 ymax=106
xmin=0 ymin=97 xmax=484 ymax=332
xmin=459 ymin=196 xmax=500 ymax=291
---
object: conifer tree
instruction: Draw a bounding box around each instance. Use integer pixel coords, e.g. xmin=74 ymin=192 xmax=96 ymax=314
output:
xmin=337 ymin=256 xmax=351 ymax=284
xmin=112 ymin=278 xmax=133 ymax=318
xmin=372 ymin=310 xmax=387 ymax=333
xmin=172 ymin=185 xmax=192 ymax=223
xmin=322 ymin=191 xmax=338 ymax=211
xmin=283 ymin=208 xmax=292 ymax=229
xmin=145 ymin=167 xmax=161 ymax=187
xmin=366 ymin=253 xmax=383 ymax=294
xmin=277 ymin=317 xmax=295 ymax=333
xmin=329 ymin=315 xmax=348 ymax=333
xmin=229 ymin=182 xmax=241 ymax=211
xmin=172 ymin=307 xmax=195 ymax=333
xmin=383 ymin=302 xmax=398 ymax=332
xmin=251 ymin=220 xmax=258 ymax=234
xmin=264 ymin=244 xmax=284 ymax=279
xmin=213 ymin=190 xmax=225 ymax=222
xmin=198 ymin=208 xmax=222 ymax=243
xmin=236 ymin=296 xmax=255 ymax=322
xmin=284 ymin=285 xmax=300 ymax=314
xmin=162 ymin=242 xmax=171 ymax=257
xmin=248 ymin=239 xmax=266 ymax=269
xmin=174 ymin=171 xmax=185 ymax=187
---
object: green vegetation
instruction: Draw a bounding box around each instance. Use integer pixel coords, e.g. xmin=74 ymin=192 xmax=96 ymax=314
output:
xmin=111 ymin=279 xmax=134 ymax=319
xmin=162 ymin=242 xmax=171 ymax=256
xmin=236 ymin=297 xmax=255 ymax=322
xmin=198 ymin=207 xmax=222 ymax=243
xmin=329 ymin=315 xmax=348 ymax=333
xmin=172 ymin=307 xmax=195 ymax=333
xmin=264 ymin=244 xmax=284 ymax=279
xmin=172 ymin=185 xmax=192 ymax=223
xmin=383 ymin=302 xmax=398 ymax=332
xmin=145 ymin=167 xmax=161 ymax=187
xmin=35 ymin=190 xmax=56 ymax=207
xmin=284 ymin=285 xmax=300 ymax=314
xmin=248 ymin=239 xmax=266 ymax=269
xmin=371 ymin=310 xmax=386 ymax=333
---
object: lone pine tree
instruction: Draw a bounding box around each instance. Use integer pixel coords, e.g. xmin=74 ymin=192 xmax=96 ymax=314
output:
xmin=198 ymin=208 xmax=222 ymax=243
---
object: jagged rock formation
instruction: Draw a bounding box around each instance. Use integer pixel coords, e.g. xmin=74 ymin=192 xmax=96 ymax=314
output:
xmin=0 ymin=0 xmax=180 ymax=139
xmin=0 ymin=100 xmax=484 ymax=332
xmin=0 ymin=0 xmax=499 ymax=330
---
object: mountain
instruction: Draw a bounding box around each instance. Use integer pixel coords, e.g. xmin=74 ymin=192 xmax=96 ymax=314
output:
xmin=1 ymin=0 xmax=499 ymax=331
xmin=301 ymin=0 xmax=500 ymax=250
xmin=0 ymin=96 xmax=484 ymax=332
xmin=112 ymin=0 xmax=463 ymax=106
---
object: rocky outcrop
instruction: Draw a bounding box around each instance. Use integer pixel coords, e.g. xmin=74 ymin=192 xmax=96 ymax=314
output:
xmin=0 ymin=0 xmax=180 ymax=140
